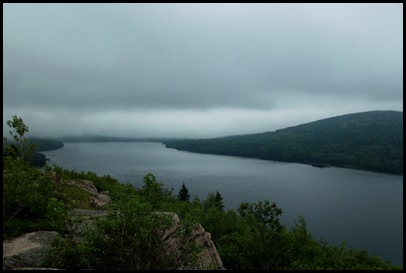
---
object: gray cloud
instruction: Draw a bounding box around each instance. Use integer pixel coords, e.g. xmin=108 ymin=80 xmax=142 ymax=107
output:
xmin=3 ymin=3 xmax=403 ymax=138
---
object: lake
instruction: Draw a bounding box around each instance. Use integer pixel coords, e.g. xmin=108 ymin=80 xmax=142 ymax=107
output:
xmin=42 ymin=142 xmax=403 ymax=265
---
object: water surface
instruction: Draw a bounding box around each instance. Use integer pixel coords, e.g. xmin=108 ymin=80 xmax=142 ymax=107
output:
xmin=43 ymin=142 xmax=403 ymax=265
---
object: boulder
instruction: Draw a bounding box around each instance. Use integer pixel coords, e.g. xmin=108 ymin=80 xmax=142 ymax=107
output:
xmin=3 ymin=231 xmax=59 ymax=270
xmin=67 ymin=179 xmax=98 ymax=193
xmin=66 ymin=179 xmax=111 ymax=209
xmin=88 ymin=193 xmax=111 ymax=209
xmin=158 ymin=212 xmax=225 ymax=270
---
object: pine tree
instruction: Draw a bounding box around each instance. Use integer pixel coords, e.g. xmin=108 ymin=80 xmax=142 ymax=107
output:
xmin=215 ymin=191 xmax=224 ymax=211
xmin=177 ymin=183 xmax=190 ymax=202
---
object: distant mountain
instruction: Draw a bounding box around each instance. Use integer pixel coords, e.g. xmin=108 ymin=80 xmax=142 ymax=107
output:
xmin=165 ymin=110 xmax=403 ymax=175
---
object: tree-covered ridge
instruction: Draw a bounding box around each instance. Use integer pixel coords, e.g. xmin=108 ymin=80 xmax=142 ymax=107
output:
xmin=165 ymin=110 xmax=403 ymax=175
xmin=28 ymin=137 xmax=64 ymax=152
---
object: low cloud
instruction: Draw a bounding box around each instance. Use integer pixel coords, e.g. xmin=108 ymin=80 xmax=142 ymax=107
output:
xmin=3 ymin=3 xmax=403 ymax=138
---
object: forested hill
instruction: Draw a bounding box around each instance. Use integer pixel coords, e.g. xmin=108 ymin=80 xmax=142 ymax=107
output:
xmin=164 ymin=110 xmax=403 ymax=175
xmin=29 ymin=137 xmax=64 ymax=152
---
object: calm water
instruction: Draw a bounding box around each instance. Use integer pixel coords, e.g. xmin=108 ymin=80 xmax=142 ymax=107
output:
xmin=42 ymin=142 xmax=403 ymax=265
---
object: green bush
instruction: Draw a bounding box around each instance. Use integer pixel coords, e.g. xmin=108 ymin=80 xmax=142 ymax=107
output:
xmin=42 ymin=191 xmax=201 ymax=270
xmin=3 ymin=157 xmax=67 ymax=239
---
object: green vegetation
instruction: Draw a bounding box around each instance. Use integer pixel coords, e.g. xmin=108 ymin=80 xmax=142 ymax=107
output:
xmin=177 ymin=182 xmax=190 ymax=202
xmin=3 ymin=115 xmax=64 ymax=168
xmin=4 ymin=115 xmax=36 ymax=162
xmin=3 ymin=116 xmax=403 ymax=270
xmin=28 ymin=137 xmax=64 ymax=152
xmin=165 ymin=110 xmax=403 ymax=175
xmin=43 ymin=192 xmax=190 ymax=270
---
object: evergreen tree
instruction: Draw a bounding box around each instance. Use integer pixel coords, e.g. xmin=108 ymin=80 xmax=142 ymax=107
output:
xmin=204 ymin=191 xmax=224 ymax=211
xmin=215 ymin=191 xmax=224 ymax=211
xmin=177 ymin=183 xmax=190 ymax=202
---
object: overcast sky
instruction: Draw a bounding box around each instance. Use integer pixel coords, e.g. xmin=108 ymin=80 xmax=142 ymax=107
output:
xmin=3 ymin=3 xmax=403 ymax=139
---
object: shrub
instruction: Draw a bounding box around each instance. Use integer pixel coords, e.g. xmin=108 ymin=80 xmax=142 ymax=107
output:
xmin=3 ymin=157 xmax=67 ymax=239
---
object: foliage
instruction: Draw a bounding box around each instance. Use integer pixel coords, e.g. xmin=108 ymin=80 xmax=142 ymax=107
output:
xmin=42 ymin=187 xmax=200 ymax=270
xmin=165 ymin=110 xmax=403 ymax=175
xmin=177 ymin=182 xmax=190 ymax=202
xmin=214 ymin=205 xmax=401 ymax=270
xmin=2 ymin=116 xmax=69 ymax=240
xmin=3 ymin=116 xmax=58 ymax=168
xmin=3 ymin=157 xmax=67 ymax=239
xmin=31 ymin=152 xmax=47 ymax=167
xmin=4 ymin=115 xmax=36 ymax=163
xmin=238 ymin=200 xmax=283 ymax=232
xmin=138 ymin=172 xmax=173 ymax=209
xmin=43 ymin=163 xmax=120 ymax=194
xmin=203 ymin=191 xmax=224 ymax=211
xmin=28 ymin=137 xmax=64 ymax=152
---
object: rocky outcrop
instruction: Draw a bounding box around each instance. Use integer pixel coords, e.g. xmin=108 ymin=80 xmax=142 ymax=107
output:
xmin=66 ymin=179 xmax=112 ymax=209
xmin=157 ymin=212 xmax=225 ymax=270
xmin=3 ymin=211 xmax=224 ymax=270
xmin=3 ymin=231 xmax=59 ymax=270
xmin=192 ymin=225 xmax=225 ymax=270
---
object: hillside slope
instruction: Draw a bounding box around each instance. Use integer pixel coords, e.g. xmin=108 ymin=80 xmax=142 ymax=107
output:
xmin=165 ymin=110 xmax=403 ymax=175
xmin=29 ymin=137 xmax=64 ymax=151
